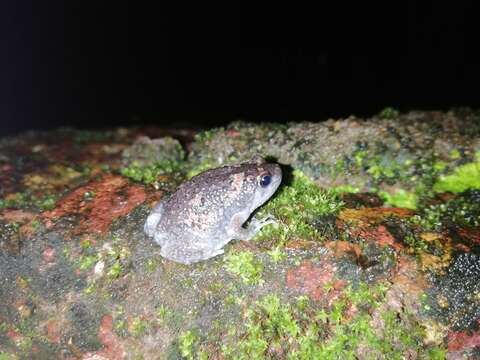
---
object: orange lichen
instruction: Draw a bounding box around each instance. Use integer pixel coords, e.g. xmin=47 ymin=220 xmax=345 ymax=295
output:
xmin=325 ymin=240 xmax=362 ymax=259
xmin=338 ymin=207 xmax=414 ymax=227
xmin=22 ymin=164 xmax=84 ymax=193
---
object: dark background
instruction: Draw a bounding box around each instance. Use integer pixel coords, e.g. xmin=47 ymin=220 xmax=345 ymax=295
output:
xmin=1 ymin=1 xmax=479 ymax=137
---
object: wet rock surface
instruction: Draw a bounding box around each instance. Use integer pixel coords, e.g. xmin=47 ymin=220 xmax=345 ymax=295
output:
xmin=0 ymin=110 xmax=479 ymax=359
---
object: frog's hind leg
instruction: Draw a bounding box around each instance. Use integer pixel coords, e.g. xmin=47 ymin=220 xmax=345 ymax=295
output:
xmin=144 ymin=199 xmax=167 ymax=237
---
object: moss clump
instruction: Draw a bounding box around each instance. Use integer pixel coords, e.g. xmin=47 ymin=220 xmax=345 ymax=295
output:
xmin=221 ymin=283 xmax=445 ymax=359
xmin=268 ymin=247 xmax=287 ymax=263
xmin=347 ymin=144 xmax=416 ymax=188
xmin=77 ymin=254 xmax=98 ymax=272
xmin=412 ymin=190 xmax=480 ymax=230
xmin=255 ymin=170 xmax=344 ymax=245
xmin=178 ymin=330 xmax=200 ymax=360
xmin=0 ymin=192 xmax=57 ymax=211
xmin=378 ymin=107 xmax=400 ymax=119
xmin=120 ymin=159 xmax=185 ymax=189
xmin=0 ymin=352 xmax=13 ymax=360
xmin=224 ymin=251 xmax=264 ymax=285
xmin=332 ymin=185 xmax=360 ymax=194
xmin=156 ymin=304 xmax=172 ymax=323
xmin=433 ymin=154 xmax=480 ymax=193
xmin=130 ymin=317 xmax=149 ymax=337
xmin=380 ymin=189 xmax=418 ymax=210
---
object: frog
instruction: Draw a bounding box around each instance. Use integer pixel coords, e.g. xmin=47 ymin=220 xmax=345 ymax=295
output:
xmin=144 ymin=156 xmax=282 ymax=264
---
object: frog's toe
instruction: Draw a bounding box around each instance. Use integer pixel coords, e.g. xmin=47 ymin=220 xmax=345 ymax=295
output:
xmin=256 ymin=215 xmax=276 ymax=227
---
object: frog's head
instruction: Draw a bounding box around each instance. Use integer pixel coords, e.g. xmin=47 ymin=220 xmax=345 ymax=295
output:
xmin=249 ymin=159 xmax=282 ymax=210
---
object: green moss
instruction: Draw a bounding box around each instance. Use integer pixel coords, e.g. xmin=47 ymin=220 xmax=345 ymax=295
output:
xmin=83 ymin=281 xmax=97 ymax=295
xmin=81 ymin=239 xmax=92 ymax=250
xmin=0 ymin=322 xmax=8 ymax=333
xmin=156 ymin=304 xmax=171 ymax=323
xmin=378 ymin=107 xmax=400 ymax=119
xmin=178 ymin=330 xmax=198 ymax=360
xmin=379 ymin=189 xmax=418 ymax=209
xmin=349 ymin=145 xmax=416 ymax=188
xmin=107 ymin=261 xmax=122 ymax=279
xmin=0 ymin=192 xmax=58 ymax=211
xmin=0 ymin=352 xmax=14 ymax=360
xmin=120 ymin=159 xmax=184 ymax=189
xmin=268 ymin=247 xmax=287 ymax=263
xmin=255 ymin=170 xmax=344 ymax=245
xmin=221 ymin=283 xmax=444 ymax=359
xmin=130 ymin=317 xmax=149 ymax=337
xmin=78 ymin=254 xmax=98 ymax=272
xmin=448 ymin=149 xmax=461 ymax=160
xmin=331 ymin=185 xmax=360 ymax=194
xmin=412 ymin=191 xmax=480 ymax=230
xmin=224 ymin=251 xmax=264 ymax=285
xmin=427 ymin=347 xmax=447 ymax=359
xmin=145 ymin=258 xmax=159 ymax=272
xmin=194 ymin=128 xmax=218 ymax=143
xmin=433 ymin=156 xmax=480 ymax=193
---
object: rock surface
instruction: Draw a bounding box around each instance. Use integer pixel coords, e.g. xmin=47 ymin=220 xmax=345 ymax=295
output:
xmin=0 ymin=109 xmax=479 ymax=359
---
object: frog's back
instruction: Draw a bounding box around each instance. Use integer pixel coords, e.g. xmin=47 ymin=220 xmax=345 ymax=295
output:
xmin=158 ymin=165 xmax=254 ymax=236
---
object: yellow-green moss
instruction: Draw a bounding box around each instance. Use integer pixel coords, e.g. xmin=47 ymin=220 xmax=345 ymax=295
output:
xmin=433 ymin=154 xmax=480 ymax=193
xmin=255 ymin=170 xmax=344 ymax=245
xmin=120 ymin=159 xmax=184 ymax=189
xmin=221 ymin=283 xmax=445 ymax=359
xmin=0 ymin=192 xmax=57 ymax=211
xmin=224 ymin=251 xmax=264 ymax=285
xmin=378 ymin=107 xmax=400 ymax=119
xmin=379 ymin=189 xmax=418 ymax=210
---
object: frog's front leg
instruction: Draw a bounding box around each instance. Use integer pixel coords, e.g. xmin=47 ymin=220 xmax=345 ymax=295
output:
xmin=227 ymin=212 xmax=276 ymax=241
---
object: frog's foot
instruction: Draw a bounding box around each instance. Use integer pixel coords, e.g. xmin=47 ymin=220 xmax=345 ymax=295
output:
xmin=229 ymin=214 xmax=276 ymax=241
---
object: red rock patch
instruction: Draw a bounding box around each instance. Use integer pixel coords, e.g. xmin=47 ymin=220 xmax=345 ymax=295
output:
xmin=286 ymin=260 xmax=345 ymax=304
xmin=448 ymin=330 xmax=480 ymax=352
xmin=350 ymin=225 xmax=404 ymax=250
xmin=42 ymin=174 xmax=146 ymax=235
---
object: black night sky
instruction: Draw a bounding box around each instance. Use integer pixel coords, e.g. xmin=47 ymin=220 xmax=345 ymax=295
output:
xmin=1 ymin=1 xmax=479 ymax=137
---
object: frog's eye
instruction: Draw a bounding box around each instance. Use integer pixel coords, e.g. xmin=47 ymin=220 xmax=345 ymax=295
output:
xmin=260 ymin=174 xmax=271 ymax=187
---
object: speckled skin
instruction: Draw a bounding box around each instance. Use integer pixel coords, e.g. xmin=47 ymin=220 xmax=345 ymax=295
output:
xmin=144 ymin=157 xmax=282 ymax=264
